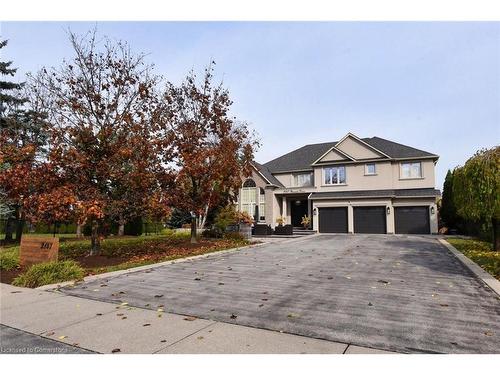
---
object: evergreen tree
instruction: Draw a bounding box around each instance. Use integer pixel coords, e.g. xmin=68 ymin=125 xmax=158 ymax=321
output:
xmin=440 ymin=169 xmax=458 ymax=229
xmin=0 ymin=40 xmax=25 ymax=122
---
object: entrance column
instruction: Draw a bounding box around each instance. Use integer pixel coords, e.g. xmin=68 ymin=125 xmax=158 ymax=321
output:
xmin=282 ymin=196 xmax=287 ymax=223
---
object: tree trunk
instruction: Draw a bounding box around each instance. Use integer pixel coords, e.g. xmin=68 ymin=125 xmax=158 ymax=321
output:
xmin=190 ymin=216 xmax=197 ymax=244
xmin=15 ymin=207 xmax=24 ymax=243
xmin=493 ymin=218 xmax=500 ymax=252
xmin=90 ymin=220 xmax=101 ymax=256
xmin=76 ymin=223 xmax=83 ymax=238
xmin=4 ymin=216 xmax=14 ymax=242
xmin=118 ymin=216 xmax=125 ymax=236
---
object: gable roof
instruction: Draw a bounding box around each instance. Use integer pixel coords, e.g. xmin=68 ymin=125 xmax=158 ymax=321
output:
xmin=363 ymin=137 xmax=439 ymax=159
xmin=252 ymin=161 xmax=284 ymax=187
xmin=262 ymin=136 xmax=438 ymax=173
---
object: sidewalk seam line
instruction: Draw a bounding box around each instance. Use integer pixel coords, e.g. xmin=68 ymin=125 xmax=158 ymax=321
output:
xmin=152 ymin=321 xmax=218 ymax=354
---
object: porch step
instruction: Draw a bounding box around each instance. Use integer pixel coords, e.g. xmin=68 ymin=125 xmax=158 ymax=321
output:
xmin=292 ymin=228 xmax=317 ymax=235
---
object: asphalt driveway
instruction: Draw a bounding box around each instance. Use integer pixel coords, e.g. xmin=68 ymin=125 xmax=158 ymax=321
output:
xmin=61 ymin=234 xmax=500 ymax=353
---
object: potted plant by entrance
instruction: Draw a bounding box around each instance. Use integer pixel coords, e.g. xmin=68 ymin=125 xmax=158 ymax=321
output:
xmin=274 ymin=216 xmax=293 ymax=235
xmin=237 ymin=211 xmax=254 ymax=240
xmin=301 ymin=215 xmax=311 ymax=229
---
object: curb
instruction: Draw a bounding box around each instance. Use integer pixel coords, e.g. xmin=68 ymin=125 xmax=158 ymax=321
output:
xmin=36 ymin=241 xmax=269 ymax=291
xmin=438 ymin=238 xmax=500 ymax=297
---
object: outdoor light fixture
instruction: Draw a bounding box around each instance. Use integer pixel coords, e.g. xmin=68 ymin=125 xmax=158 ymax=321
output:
xmin=430 ymin=206 xmax=435 ymax=215
xmin=295 ymin=200 xmax=301 ymax=206
xmin=313 ymin=208 xmax=317 ymax=216
xmin=386 ymin=206 xmax=391 ymax=215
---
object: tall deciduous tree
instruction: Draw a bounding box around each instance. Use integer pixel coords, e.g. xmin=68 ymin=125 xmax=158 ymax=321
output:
xmin=159 ymin=63 xmax=258 ymax=243
xmin=453 ymin=147 xmax=500 ymax=250
xmin=29 ymin=30 xmax=164 ymax=254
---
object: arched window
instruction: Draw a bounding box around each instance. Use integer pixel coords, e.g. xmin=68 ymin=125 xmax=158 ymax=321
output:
xmin=239 ymin=179 xmax=265 ymax=222
xmin=243 ymin=178 xmax=256 ymax=188
xmin=240 ymin=179 xmax=257 ymax=217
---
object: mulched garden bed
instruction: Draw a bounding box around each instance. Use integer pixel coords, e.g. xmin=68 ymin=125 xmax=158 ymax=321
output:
xmin=1 ymin=238 xmax=248 ymax=285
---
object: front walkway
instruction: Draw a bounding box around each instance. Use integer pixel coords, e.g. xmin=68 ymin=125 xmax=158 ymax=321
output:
xmin=0 ymin=283 xmax=390 ymax=354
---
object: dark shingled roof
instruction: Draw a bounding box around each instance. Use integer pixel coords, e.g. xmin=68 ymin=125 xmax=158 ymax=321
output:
xmin=310 ymin=188 xmax=441 ymax=200
xmin=252 ymin=162 xmax=284 ymax=187
xmin=261 ymin=136 xmax=438 ymax=173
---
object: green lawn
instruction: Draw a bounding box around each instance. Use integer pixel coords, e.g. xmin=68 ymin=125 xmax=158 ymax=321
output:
xmin=447 ymin=237 xmax=500 ymax=280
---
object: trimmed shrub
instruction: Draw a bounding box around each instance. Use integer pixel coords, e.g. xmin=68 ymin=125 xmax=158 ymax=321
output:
xmin=202 ymin=228 xmax=223 ymax=239
xmin=13 ymin=260 xmax=85 ymax=288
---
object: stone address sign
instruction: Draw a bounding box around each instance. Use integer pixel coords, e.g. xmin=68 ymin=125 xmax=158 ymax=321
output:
xmin=20 ymin=236 xmax=59 ymax=267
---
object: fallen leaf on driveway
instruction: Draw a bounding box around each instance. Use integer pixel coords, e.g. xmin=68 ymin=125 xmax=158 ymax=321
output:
xmin=287 ymin=313 xmax=300 ymax=319
xmin=117 ymin=313 xmax=124 ymax=316
xmin=46 ymin=332 xmax=55 ymax=336
xmin=327 ymin=276 xmax=333 ymax=280
xmin=157 ymin=308 xmax=164 ymax=312
xmin=111 ymin=348 xmax=121 ymax=353
xmin=377 ymin=280 xmax=389 ymax=284
xmin=120 ymin=302 xmax=128 ymax=306
xmin=440 ymin=304 xmax=449 ymax=307
xmin=143 ymin=323 xmax=151 ymax=327
xmin=194 ymin=277 xmax=201 ymax=281
xmin=258 ymin=304 xmax=264 ymax=307
xmin=230 ymin=314 xmax=237 ymax=319
xmin=218 ymin=282 xmax=225 ymax=285
xmin=121 ymin=316 xmax=127 ymax=320
xmin=154 ymin=294 xmax=164 ymax=298
xmin=58 ymin=335 xmax=67 ymax=340
xmin=183 ymin=316 xmax=197 ymax=321
xmin=368 ymin=302 xmax=373 ymax=306
xmin=484 ymin=331 xmax=493 ymax=336
xmin=10 ymin=291 xmax=22 ymax=294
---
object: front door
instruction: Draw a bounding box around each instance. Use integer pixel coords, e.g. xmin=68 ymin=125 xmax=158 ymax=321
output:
xmin=291 ymin=200 xmax=308 ymax=227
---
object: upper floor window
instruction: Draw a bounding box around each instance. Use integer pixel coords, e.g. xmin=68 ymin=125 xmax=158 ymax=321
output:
xmin=365 ymin=163 xmax=376 ymax=175
xmin=324 ymin=166 xmax=346 ymax=185
xmin=401 ymin=162 xmax=422 ymax=179
xmin=293 ymin=173 xmax=313 ymax=187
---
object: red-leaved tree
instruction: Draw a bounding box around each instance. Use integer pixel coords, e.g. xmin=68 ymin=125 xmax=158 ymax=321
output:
xmin=28 ymin=30 xmax=164 ymax=254
xmin=158 ymin=63 xmax=258 ymax=243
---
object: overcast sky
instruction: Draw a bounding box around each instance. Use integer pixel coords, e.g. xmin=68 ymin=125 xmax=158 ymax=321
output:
xmin=1 ymin=21 xmax=499 ymax=188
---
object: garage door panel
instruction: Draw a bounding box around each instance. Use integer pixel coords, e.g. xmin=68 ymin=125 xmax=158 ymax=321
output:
xmin=319 ymin=207 xmax=348 ymax=233
xmin=353 ymin=207 xmax=386 ymax=234
xmin=395 ymin=206 xmax=430 ymax=234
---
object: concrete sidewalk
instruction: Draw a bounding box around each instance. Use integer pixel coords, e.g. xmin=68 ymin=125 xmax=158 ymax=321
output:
xmin=0 ymin=283 xmax=392 ymax=354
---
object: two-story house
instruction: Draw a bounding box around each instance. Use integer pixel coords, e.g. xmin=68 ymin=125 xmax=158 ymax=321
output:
xmin=237 ymin=133 xmax=440 ymax=234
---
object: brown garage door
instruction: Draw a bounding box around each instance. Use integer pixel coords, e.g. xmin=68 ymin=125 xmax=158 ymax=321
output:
xmin=318 ymin=207 xmax=348 ymax=233
xmin=353 ymin=206 xmax=387 ymax=234
xmin=395 ymin=206 xmax=430 ymax=234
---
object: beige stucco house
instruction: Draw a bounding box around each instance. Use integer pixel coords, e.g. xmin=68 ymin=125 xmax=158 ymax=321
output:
xmin=236 ymin=133 xmax=440 ymax=234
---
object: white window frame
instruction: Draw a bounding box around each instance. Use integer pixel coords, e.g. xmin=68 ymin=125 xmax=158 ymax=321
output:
xmin=323 ymin=166 xmax=346 ymax=185
xmin=258 ymin=189 xmax=266 ymax=222
xmin=240 ymin=186 xmax=257 ymax=217
xmin=293 ymin=172 xmax=313 ymax=187
xmin=400 ymin=161 xmax=423 ymax=179
xmin=365 ymin=163 xmax=377 ymax=175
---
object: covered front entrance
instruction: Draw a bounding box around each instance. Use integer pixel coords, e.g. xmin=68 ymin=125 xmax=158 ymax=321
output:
xmin=290 ymin=199 xmax=308 ymax=227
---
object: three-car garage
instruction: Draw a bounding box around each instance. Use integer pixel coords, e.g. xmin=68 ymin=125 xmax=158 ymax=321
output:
xmin=317 ymin=205 xmax=433 ymax=234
